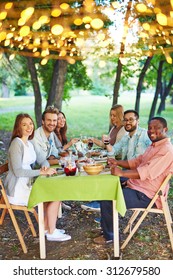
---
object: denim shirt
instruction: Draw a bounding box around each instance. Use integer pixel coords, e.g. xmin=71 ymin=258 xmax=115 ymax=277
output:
xmin=31 ymin=127 xmax=59 ymax=167
xmin=107 ymin=126 xmax=151 ymax=160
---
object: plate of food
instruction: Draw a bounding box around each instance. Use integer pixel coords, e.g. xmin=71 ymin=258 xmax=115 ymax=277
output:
xmin=56 ymin=167 xmax=65 ymax=175
xmin=92 ymin=157 xmax=107 ymax=163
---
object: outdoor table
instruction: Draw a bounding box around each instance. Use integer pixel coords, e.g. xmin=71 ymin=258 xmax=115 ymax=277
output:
xmin=28 ymin=171 xmax=126 ymax=259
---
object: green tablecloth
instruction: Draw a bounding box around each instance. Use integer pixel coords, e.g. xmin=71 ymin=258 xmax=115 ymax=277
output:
xmin=28 ymin=173 xmax=126 ymax=217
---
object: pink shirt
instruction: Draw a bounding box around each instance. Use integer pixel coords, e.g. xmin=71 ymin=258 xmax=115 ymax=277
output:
xmin=127 ymin=138 xmax=173 ymax=208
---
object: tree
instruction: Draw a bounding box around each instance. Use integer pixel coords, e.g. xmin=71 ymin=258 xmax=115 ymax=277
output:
xmin=149 ymin=59 xmax=164 ymax=120
xmin=27 ymin=57 xmax=42 ymax=127
xmin=27 ymin=57 xmax=92 ymax=126
xmin=135 ymin=56 xmax=153 ymax=113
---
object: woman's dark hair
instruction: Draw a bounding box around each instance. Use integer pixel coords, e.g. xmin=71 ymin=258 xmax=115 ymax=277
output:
xmin=10 ymin=113 xmax=35 ymax=143
xmin=149 ymin=117 xmax=167 ymax=128
xmin=54 ymin=111 xmax=68 ymax=145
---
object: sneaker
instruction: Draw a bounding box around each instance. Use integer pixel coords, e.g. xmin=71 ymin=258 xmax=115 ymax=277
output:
xmin=44 ymin=228 xmax=65 ymax=235
xmin=62 ymin=202 xmax=71 ymax=211
xmin=81 ymin=201 xmax=100 ymax=212
xmin=93 ymin=235 xmax=113 ymax=245
xmin=46 ymin=229 xmax=71 ymax=242
xmin=94 ymin=217 xmax=101 ymax=224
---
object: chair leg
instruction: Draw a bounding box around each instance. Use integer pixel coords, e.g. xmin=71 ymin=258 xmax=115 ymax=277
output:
xmin=32 ymin=209 xmax=38 ymax=223
xmin=0 ymin=197 xmax=7 ymax=225
xmin=123 ymin=210 xmax=140 ymax=234
xmin=0 ymin=208 xmax=7 ymax=225
xmin=121 ymin=209 xmax=149 ymax=250
xmin=161 ymin=199 xmax=173 ymax=251
xmin=24 ymin=211 xmax=37 ymax=237
xmin=7 ymin=208 xmax=27 ymax=253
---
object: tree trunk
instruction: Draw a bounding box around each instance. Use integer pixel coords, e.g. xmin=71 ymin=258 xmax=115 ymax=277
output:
xmin=135 ymin=56 xmax=153 ymax=113
xmin=149 ymin=60 xmax=164 ymax=120
xmin=112 ymin=58 xmax=122 ymax=106
xmin=157 ymin=74 xmax=173 ymax=114
xmin=112 ymin=0 xmax=132 ymax=106
xmin=47 ymin=60 xmax=68 ymax=110
xmin=27 ymin=57 xmax=42 ymax=127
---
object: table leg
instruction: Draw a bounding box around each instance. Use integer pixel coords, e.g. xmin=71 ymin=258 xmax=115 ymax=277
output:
xmin=112 ymin=200 xmax=119 ymax=258
xmin=38 ymin=203 xmax=46 ymax=259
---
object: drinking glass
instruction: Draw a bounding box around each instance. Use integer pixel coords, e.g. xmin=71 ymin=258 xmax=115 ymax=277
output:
xmin=102 ymin=134 xmax=110 ymax=145
xmin=88 ymin=138 xmax=93 ymax=150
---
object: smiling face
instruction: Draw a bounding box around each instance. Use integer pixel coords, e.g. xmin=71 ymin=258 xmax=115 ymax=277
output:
xmin=20 ymin=117 xmax=34 ymax=138
xmin=123 ymin=112 xmax=139 ymax=134
xmin=42 ymin=113 xmax=58 ymax=134
xmin=147 ymin=119 xmax=168 ymax=142
xmin=57 ymin=112 xmax=66 ymax=129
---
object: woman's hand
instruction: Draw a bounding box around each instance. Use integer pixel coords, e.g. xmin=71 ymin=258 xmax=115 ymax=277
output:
xmin=40 ymin=167 xmax=57 ymax=176
xmin=70 ymin=138 xmax=79 ymax=145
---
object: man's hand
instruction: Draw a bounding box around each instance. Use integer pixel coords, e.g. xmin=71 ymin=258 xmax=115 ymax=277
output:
xmin=110 ymin=166 xmax=122 ymax=177
xmin=107 ymin=158 xmax=118 ymax=167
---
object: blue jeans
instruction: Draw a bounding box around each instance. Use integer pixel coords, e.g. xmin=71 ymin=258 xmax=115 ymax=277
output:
xmin=100 ymin=188 xmax=154 ymax=241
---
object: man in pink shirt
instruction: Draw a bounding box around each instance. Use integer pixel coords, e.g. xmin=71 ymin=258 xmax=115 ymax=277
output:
xmin=94 ymin=117 xmax=173 ymax=244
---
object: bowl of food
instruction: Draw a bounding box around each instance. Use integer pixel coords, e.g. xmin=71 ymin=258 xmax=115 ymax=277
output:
xmin=83 ymin=164 xmax=104 ymax=175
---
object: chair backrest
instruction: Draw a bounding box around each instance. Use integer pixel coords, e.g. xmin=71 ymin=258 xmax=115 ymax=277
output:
xmin=0 ymin=162 xmax=8 ymax=176
xmin=155 ymin=173 xmax=172 ymax=201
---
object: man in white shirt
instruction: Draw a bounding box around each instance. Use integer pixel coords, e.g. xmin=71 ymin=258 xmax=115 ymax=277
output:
xmin=32 ymin=106 xmax=60 ymax=167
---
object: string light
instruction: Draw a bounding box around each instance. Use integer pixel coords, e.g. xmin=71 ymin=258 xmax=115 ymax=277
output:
xmin=0 ymin=0 xmax=172 ymax=64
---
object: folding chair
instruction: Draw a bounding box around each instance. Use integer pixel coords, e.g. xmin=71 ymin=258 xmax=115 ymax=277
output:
xmin=0 ymin=162 xmax=38 ymax=253
xmin=121 ymin=174 xmax=173 ymax=252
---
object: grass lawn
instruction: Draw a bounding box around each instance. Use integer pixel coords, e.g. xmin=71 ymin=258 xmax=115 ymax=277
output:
xmin=0 ymin=93 xmax=173 ymax=138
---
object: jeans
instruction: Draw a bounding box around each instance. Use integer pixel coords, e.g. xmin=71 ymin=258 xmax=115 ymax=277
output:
xmin=100 ymin=188 xmax=154 ymax=241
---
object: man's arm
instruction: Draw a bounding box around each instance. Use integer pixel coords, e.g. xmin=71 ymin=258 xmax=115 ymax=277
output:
xmin=107 ymin=158 xmax=130 ymax=169
xmin=110 ymin=166 xmax=140 ymax=179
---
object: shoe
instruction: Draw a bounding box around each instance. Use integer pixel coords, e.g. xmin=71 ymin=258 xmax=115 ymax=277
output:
xmin=44 ymin=228 xmax=65 ymax=235
xmin=46 ymin=229 xmax=71 ymax=242
xmin=94 ymin=217 xmax=101 ymax=224
xmin=81 ymin=201 xmax=100 ymax=212
xmin=62 ymin=202 xmax=71 ymax=211
xmin=93 ymin=235 xmax=113 ymax=245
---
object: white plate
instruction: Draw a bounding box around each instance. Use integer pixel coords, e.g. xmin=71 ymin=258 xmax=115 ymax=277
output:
xmin=92 ymin=157 xmax=107 ymax=163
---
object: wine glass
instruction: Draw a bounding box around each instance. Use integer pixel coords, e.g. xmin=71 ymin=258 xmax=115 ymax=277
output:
xmin=102 ymin=134 xmax=110 ymax=146
xmin=88 ymin=137 xmax=93 ymax=150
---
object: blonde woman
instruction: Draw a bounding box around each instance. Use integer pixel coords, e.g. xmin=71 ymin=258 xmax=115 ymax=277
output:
xmin=91 ymin=104 xmax=127 ymax=148
xmin=81 ymin=105 xmax=127 ymax=212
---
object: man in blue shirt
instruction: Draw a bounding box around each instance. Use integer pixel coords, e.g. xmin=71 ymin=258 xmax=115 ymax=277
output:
xmin=106 ymin=109 xmax=151 ymax=160
xmin=81 ymin=110 xmax=151 ymax=212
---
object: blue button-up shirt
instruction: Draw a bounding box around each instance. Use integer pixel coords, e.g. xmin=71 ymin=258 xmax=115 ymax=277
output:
xmin=107 ymin=126 xmax=151 ymax=160
xmin=31 ymin=127 xmax=60 ymax=167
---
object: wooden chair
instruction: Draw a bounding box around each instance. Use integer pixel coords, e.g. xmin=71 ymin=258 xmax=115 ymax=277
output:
xmin=121 ymin=174 xmax=173 ymax=252
xmin=0 ymin=162 xmax=38 ymax=253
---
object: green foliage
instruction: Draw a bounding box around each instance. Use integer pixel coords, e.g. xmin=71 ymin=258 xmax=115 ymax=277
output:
xmin=0 ymin=54 xmax=33 ymax=96
xmin=14 ymin=80 xmax=27 ymax=96
xmin=37 ymin=59 xmax=93 ymax=101
xmin=64 ymin=61 xmax=93 ymax=97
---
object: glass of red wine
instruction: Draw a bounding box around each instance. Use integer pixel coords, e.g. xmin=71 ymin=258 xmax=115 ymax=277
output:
xmin=103 ymin=135 xmax=110 ymax=146
xmin=88 ymin=140 xmax=93 ymax=150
